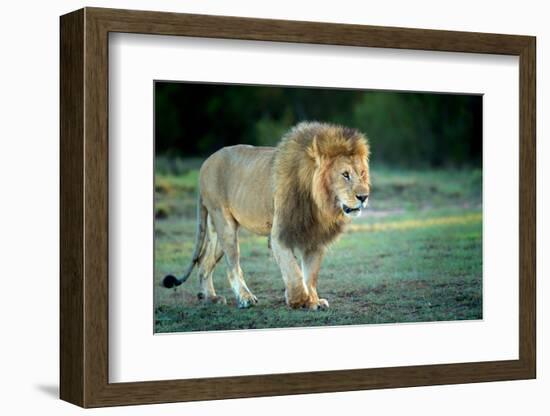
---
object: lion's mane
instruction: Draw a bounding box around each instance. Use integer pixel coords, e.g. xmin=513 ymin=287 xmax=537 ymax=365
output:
xmin=273 ymin=122 xmax=370 ymax=254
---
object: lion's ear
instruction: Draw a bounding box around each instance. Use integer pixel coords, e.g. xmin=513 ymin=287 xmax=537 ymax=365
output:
xmin=307 ymin=136 xmax=322 ymax=167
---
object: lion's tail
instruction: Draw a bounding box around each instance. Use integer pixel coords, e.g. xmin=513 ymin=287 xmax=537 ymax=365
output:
xmin=162 ymin=192 xmax=208 ymax=289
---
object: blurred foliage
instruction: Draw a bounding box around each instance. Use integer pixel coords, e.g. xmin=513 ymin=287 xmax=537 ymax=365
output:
xmin=155 ymin=82 xmax=481 ymax=168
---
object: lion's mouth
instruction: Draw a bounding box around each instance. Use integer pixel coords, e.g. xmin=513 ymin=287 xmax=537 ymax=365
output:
xmin=342 ymin=204 xmax=362 ymax=217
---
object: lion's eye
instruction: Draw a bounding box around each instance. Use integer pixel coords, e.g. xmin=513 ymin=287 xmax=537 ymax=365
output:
xmin=342 ymin=172 xmax=350 ymax=180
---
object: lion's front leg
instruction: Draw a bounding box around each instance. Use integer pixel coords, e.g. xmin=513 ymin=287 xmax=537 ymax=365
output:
xmin=271 ymin=236 xmax=309 ymax=309
xmin=301 ymin=249 xmax=329 ymax=310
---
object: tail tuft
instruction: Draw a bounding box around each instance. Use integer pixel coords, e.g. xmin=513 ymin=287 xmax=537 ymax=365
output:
xmin=162 ymin=274 xmax=182 ymax=289
xmin=161 ymin=193 xmax=207 ymax=290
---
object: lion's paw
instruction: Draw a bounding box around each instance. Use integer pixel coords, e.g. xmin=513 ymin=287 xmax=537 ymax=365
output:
xmin=307 ymin=298 xmax=330 ymax=311
xmin=210 ymin=295 xmax=227 ymax=305
xmin=285 ymin=290 xmax=309 ymax=309
xmin=197 ymin=293 xmax=227 ymax=305
xmin=237 ymin=293 xmax=258 ymax=309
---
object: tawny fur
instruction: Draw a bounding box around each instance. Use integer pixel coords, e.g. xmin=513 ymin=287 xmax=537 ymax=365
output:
xmin=164 ymin=121 xmax=371 ymax=310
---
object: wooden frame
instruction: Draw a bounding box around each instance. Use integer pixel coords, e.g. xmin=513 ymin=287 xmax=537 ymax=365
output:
xmin=60 ymin=7 xmax=536 ymax=408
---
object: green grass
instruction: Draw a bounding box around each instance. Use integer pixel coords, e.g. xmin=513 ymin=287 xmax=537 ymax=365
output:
xmin=154 ymin=159 xmax=482 ymax=333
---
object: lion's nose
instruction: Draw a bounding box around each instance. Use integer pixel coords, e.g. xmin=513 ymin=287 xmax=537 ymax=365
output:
xmin=356 ymin=194 xmax=369 ymax=203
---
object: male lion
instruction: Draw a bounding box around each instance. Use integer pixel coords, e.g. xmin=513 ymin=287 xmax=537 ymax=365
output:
xmin=163 ymin=122 xmax=370 ymax=309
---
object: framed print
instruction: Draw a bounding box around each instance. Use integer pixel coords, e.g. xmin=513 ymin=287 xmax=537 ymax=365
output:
xmin=60 ymin=7 xmax=536 ymax=408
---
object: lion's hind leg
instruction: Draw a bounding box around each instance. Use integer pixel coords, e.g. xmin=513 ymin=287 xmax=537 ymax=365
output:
xmin=209 ymin=208 xmax=258 ymax=309
xmin=196 ymin=215 xmax=226 ymax=305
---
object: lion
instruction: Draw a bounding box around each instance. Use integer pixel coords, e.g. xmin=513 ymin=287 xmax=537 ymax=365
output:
xmin=162 ymin=121 xmax=371 ymax=309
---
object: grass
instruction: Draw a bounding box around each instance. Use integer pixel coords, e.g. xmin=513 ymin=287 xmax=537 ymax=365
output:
xmin=154 ymin=157 xmax=482 ymax=333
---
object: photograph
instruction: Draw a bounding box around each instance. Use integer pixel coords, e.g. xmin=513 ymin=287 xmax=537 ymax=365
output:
xmin=154 ymin=82 xmax=483 ymax=333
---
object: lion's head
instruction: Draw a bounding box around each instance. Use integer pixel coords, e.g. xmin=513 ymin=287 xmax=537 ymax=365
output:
xmin=273 ymin=122 xmax=370 ymax=253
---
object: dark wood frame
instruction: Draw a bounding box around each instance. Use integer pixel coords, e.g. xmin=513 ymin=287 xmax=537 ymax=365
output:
xmin=60 ymin=7 xmax=536 ymax=408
